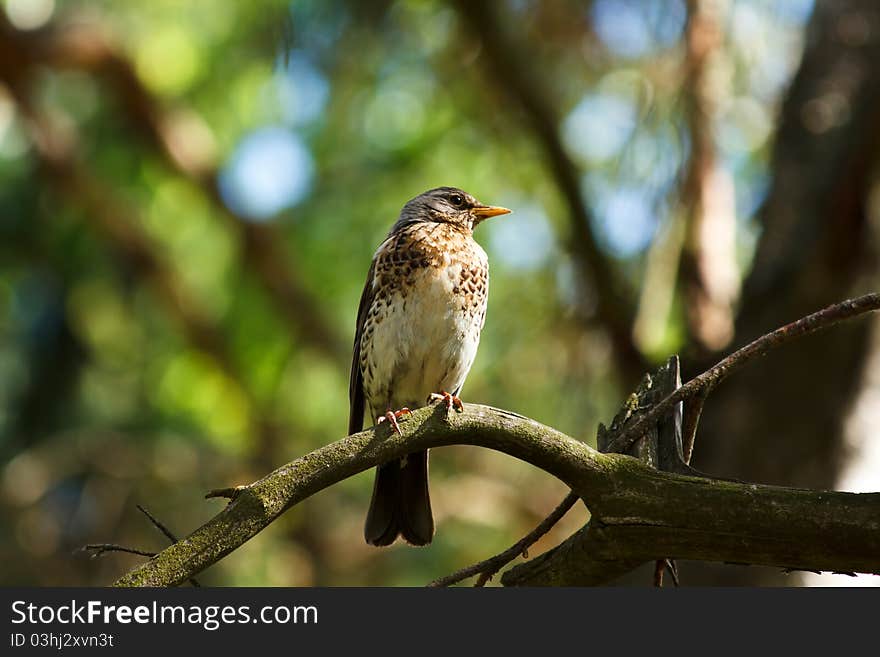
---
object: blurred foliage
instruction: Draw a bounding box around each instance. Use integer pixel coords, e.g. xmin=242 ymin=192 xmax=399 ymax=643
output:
xmin=0 ymin=0 xmax=813 ymax=585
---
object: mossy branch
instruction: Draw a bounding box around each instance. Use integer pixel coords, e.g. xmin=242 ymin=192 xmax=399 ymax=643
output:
xmin=114 ymin=402 xmax=880 ymax=587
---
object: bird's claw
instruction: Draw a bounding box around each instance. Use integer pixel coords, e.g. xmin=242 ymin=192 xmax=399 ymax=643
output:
xmin=377 ymin=408 xmax=411 ymax=435
xmin=428 ymin=391 xmax=463 ymax=413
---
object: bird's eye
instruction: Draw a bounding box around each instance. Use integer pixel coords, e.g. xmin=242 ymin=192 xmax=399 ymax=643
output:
xmin=449 ymin=194 xmax=465 ymax=207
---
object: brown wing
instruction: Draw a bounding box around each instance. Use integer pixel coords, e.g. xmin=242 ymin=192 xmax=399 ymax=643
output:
xmin=348 ymin=258 xmax=376 ymax=435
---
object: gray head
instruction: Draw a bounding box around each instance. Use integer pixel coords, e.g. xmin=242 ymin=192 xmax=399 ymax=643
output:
xmin=390 ymin=187 xmax=510 ymax=235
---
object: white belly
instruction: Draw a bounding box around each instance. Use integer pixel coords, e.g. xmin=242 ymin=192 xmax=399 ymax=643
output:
xmin=362 ymin=263 xmax=483 ymax=417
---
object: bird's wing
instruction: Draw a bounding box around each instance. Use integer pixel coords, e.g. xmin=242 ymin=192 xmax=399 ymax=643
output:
xmin=348 ymin=257 xmax=377 ymax=435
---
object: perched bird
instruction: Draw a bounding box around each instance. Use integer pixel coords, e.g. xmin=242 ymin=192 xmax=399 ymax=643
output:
xmin=348 ymin=187 xmax=510 ymax=546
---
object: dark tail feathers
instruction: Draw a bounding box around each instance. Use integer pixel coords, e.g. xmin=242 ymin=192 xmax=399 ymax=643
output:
xmin=364 ymin=450 xmax=434 ymax=546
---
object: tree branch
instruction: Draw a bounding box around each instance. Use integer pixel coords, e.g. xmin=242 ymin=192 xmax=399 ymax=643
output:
xmin=111 ymin=402 xmax=880 ymax=587
xmin=501 ymin=469 xmax=880 ymax=586
xmin=112 ymin=404 xmax=604 ymax=586
xmin=605 ymin=293 xmax=880 ymax=454
xmin=429 ymin=358 xmax=678 ymax=589
xmin=427 ymin=490 xmax=581 ymax=587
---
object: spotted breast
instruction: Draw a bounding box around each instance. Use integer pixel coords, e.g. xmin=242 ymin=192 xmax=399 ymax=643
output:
xmin=359 ymin=221 xmax=488 ymax=417
xmin=348 ymin=186 xmax=508 ymax=548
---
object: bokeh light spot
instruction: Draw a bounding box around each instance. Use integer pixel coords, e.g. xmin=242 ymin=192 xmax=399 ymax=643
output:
xmin=2 ymin=451 xmax=51 ymax=506
xmin=564 ymin=92 xmax=637 ymax=163
xmin=274 ymin=52 xmax=330 ymax=126
xmin=487 ymin=204 xmax=555 ymax=271
xmin=591 ymin=0 xmax=686 ymax=59
xmin=219 ymin=126 xmax=314 ymax=221
xmin=589 ymin=183 xmax=657 ymax=258
xmin=364 ymin=88 xmax=426 ymax=151
xmin=135 ymin=26 xmax=203 ymax=96
xmin=5 ymin=0 xmax=55 ymax=30
xmin=717 ymin=96 xmax=772 ymax=155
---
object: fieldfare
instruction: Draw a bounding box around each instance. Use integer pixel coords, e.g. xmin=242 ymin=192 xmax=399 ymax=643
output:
xmin=348 ymin=187 xmax=510 ymax=546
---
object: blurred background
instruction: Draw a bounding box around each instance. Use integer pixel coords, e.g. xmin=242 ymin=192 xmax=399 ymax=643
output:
xmin=1 ymin=0 xmax=878 ymax=586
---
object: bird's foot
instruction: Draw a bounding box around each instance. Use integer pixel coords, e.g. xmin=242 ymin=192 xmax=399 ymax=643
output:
xmin=428 ymin=391 xmax=463 ymax=413
xmin=377 ymin=408 xmax=411 ymax=435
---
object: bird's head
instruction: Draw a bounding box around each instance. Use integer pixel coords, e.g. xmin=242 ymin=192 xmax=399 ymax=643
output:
xmin=392 ymin=187 xmax=511 ymax=234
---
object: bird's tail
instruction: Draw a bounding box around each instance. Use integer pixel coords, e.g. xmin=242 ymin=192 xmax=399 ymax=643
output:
xmin=364 ymin=450 xmax=434 ymax=546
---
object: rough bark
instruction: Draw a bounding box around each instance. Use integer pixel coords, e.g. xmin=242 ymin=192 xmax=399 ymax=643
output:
xmin=503 ymin=474 xmax=880 ymax=586
xmin=111 ymin=404 xmax=880 ymax=587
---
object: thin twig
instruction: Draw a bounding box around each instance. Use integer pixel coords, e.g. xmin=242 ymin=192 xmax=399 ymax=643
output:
xmin=81 ymin=544 xmax=156 ymax=559
xmin=137 ymin=505 xmax=179 ymax=545
xmin=681 ymin=390 xmax=707 ymax=464
xmin=653 ymin=559 xmax=665 ymax=587
xmin=205 ymin=486 xmax=248 ymax=500
xmin=606 ymin=293 xmax=880 ymax=454
xmin=135 ymin=505 xmax=201 ymax=587
xmin=652 ymin=558 xmax=680 ymax=587
xmin=465 ymin=293 xmax=880 ymax=588
xmin=428 ymin=491 xmax=581 ymax=587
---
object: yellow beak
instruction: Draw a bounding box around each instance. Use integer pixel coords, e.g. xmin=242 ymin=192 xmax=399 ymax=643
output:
xmin=472 ymin=205 xmax=512 ymax=219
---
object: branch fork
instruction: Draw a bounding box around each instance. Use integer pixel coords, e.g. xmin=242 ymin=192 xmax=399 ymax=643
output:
xmin=102 ymin=295 xmax=880 ymax=587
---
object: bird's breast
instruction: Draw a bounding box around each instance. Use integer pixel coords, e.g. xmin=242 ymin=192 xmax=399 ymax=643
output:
xmin=360 ymin=232 xmax=488 ymax=414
